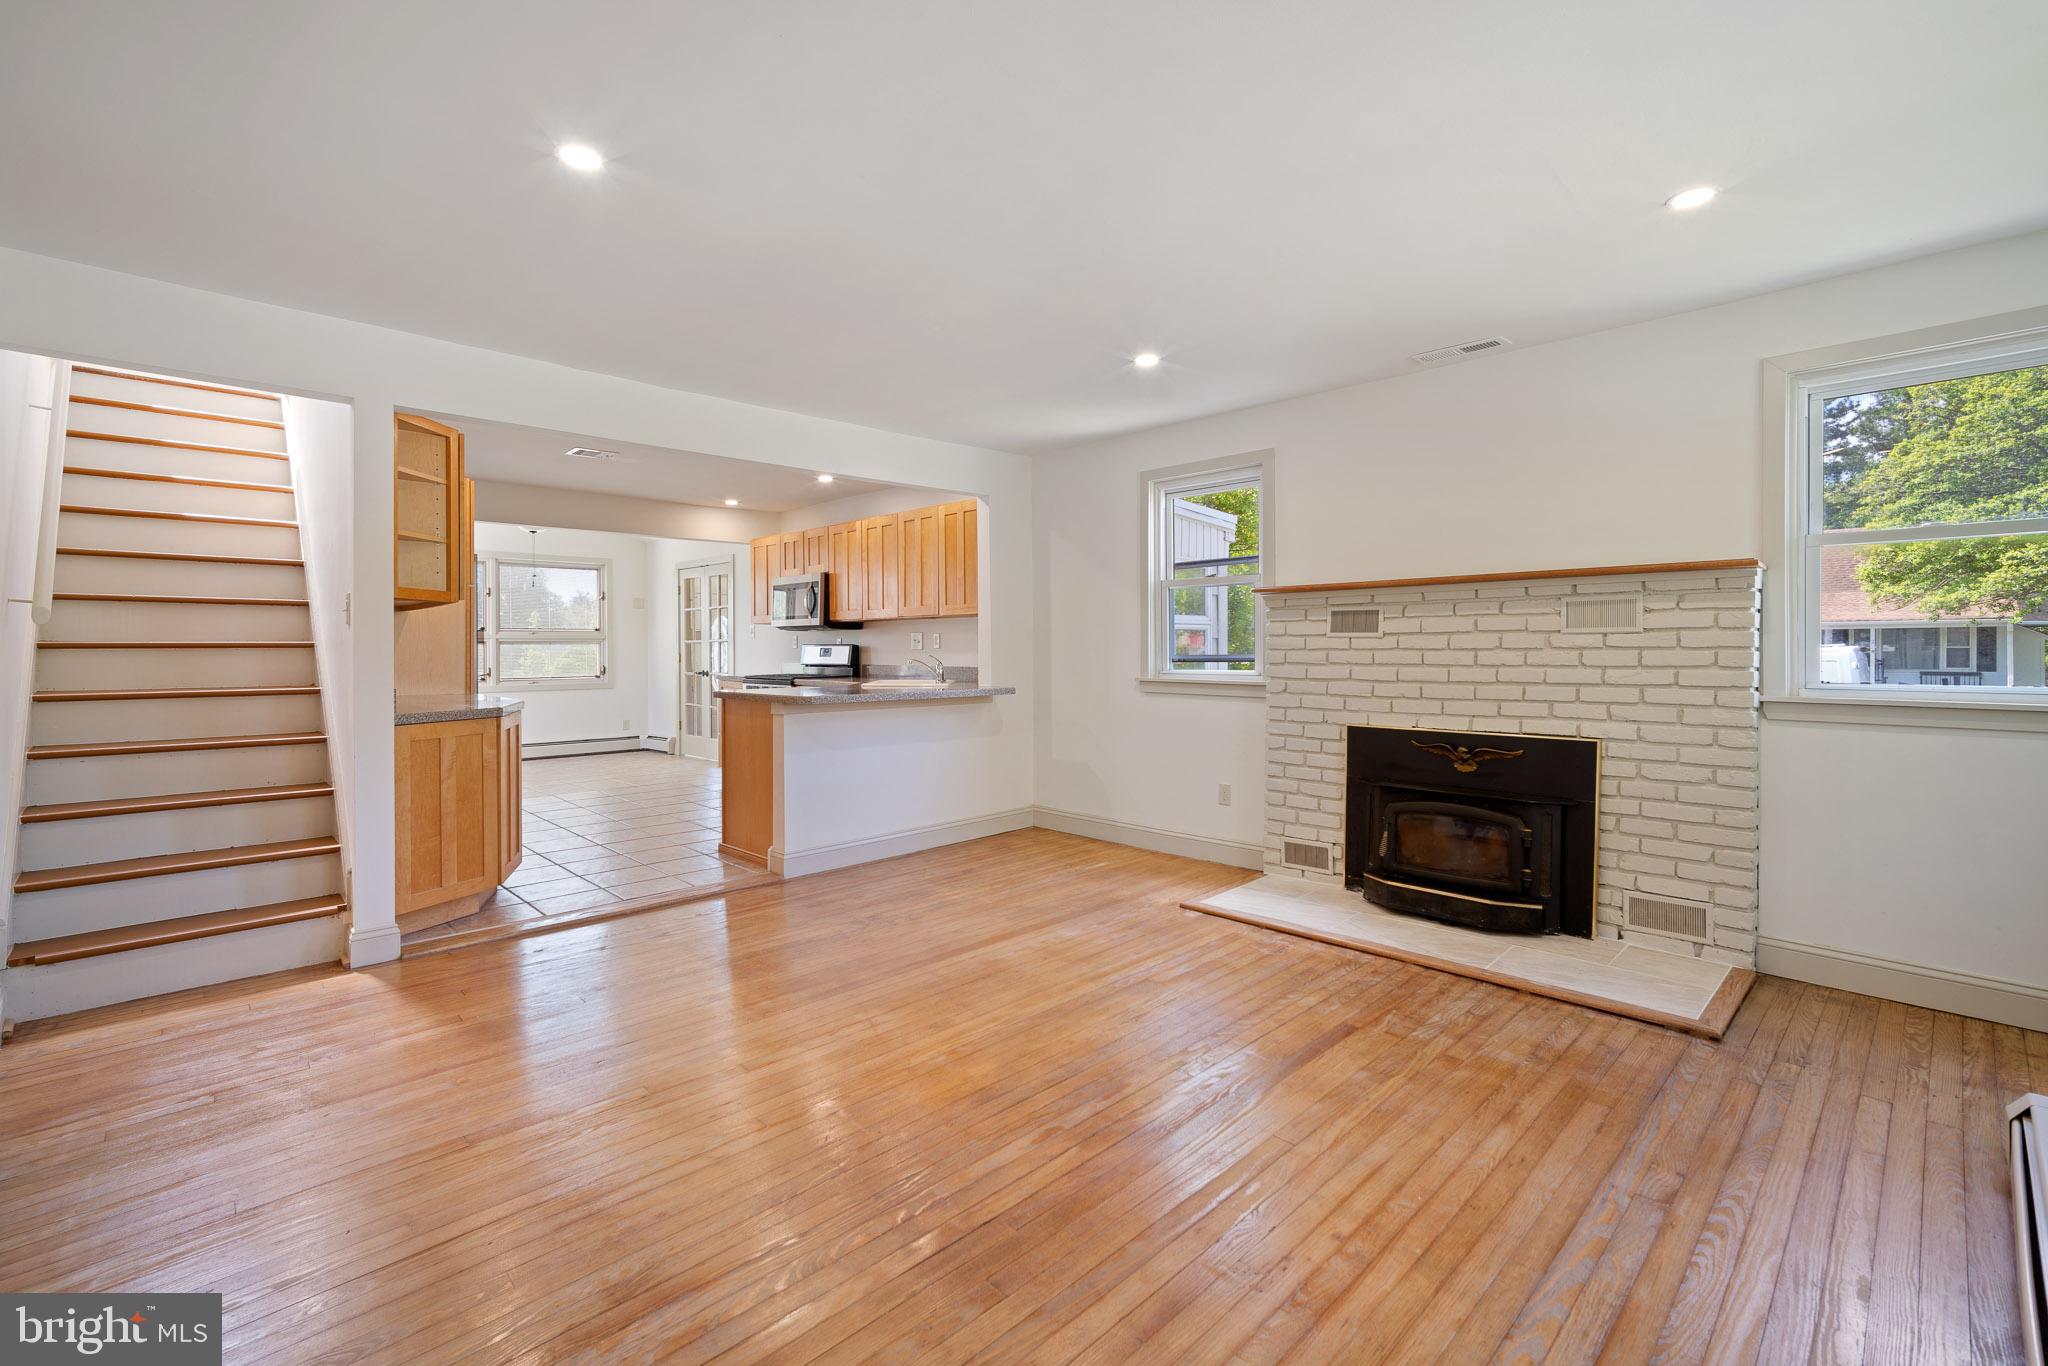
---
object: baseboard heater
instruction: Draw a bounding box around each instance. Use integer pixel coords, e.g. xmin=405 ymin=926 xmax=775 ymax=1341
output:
xmin=2014 ymin=1092 xmax=2048 ymax=1365
xmin=520 ymin=736 xmax=645 ymax=760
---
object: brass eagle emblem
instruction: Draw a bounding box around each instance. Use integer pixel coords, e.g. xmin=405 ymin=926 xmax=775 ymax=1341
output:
xmin=1411 ymin=740 xmax=1525 ymax=774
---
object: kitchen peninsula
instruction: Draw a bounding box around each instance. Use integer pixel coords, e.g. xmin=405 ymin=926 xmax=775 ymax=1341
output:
xmin=715 ymin=675 xmax=1017 ymax=875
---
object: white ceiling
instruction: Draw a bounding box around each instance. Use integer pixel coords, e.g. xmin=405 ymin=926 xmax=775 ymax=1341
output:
xmin=432 ymin=412 xmax=902 ymax=512
xmin=3 ymin=1 xmax=2045 ymax=452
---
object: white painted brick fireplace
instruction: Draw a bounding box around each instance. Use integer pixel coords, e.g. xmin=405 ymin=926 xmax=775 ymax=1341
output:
xmin=1261 ymin=565 xmax=1763 ymax=965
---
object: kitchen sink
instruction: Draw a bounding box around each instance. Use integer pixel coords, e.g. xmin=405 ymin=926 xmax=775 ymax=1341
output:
xmin=859 ymin=678 xmax=952 ymax=691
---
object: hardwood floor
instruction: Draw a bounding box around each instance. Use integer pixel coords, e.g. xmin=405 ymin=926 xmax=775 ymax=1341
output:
xmin=2 ymin=828 xmax=2040 ymax=1363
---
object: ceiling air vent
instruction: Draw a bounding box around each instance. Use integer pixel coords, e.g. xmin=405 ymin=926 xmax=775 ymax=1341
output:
xmin=1625 ymin=892 xmax=1710 ymax=944
xmin=1328 ymin=606 xmax=1383 ymax=636
xmin=1564 ymin=594 xmax=1643 ymax=632
xmin=565 ymin=446 xmax=619 ymax=461
xmin=1409 ymin=336 xmax=1513 ymax=367
xmin=1280 ymin=840 xmax=1336 ymax=873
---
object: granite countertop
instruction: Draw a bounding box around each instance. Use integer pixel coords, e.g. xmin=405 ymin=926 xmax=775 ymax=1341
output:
xmin=712 ymin=678 xmax=1014 ymax=707
xmin=395 ymin=693 xmax=527 ymax=725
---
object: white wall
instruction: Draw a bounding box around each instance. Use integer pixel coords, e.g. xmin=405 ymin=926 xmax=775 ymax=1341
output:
xmin=0 ymin=244 xmax=1035 ymax=968
xmin=0 ymin=349 xmax=57 ymax=992
xmin=1035 ymin=227 xmax=2048 ymax=1025
xmin=280 ymin=396 xmax=356 ymax=896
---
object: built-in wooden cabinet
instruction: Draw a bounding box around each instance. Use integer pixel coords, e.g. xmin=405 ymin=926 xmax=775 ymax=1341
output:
xmin=939 ymin=498 xmax=978 ymax=617
xmin=899 ymin=504 xmax=941 ymax=619
xmin=746 ymin=500 xmax=975 ymax=624
xmin=394 ymin=712 xmax=521 ymax=918
xmin=861 ymin=513 xmax=900 ymax=621
xmin=394 ymin=413 xmax=465 ymax=607
xmin=826 ymin=520 xmax=864 ymax=621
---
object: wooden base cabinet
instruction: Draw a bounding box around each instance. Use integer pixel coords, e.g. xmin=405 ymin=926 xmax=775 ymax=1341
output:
xmin=395 ymin=713 xmax=523 ymax=918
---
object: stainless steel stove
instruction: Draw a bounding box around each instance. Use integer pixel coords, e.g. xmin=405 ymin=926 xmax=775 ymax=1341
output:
xmin=741 ymin=642 xmax=860 ymax=688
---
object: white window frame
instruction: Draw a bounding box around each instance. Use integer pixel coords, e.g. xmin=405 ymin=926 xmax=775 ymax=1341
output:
xmin=1772 ymin=318 xmax=2048 ymax=724
xmin=1138 ymin=452 xmax=1273 ymax=695
xmin=481 ymin=554 xmax=612 ymax=691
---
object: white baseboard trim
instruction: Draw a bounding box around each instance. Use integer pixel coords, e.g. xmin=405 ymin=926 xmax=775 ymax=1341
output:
xmin=641 ymin=735 xmax=677 ymax=754
xmin=1032 ymin=806 xmax=1265 ymax=869
xmin=347 ymin=921 xmax=402 ymax=968
xmin=772 ymin=807 xmax=1036 ymax=878
xmin=1757 ymin=934 xmax=2048 ymax=1032
xmin=521 ymin=736 xmax=645 ymax=760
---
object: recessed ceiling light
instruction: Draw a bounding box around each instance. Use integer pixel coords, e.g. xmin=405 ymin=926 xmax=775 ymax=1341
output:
xmin=556 ymin=143 xmax=605 ymax=172
xmin=1133 ymin=352 xmax=1162 ymax=369
xmin=816 ymin=474 xmax=834 ymax=484
xmin=1664 ymin=185 xmax=1717 ymax=211
xmin=724 ymin=498 xmax=739 ymax=506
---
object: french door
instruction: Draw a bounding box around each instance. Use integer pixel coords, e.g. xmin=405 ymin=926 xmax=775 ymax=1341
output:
xmin=678 ymin=560 xmax=734 ymax=760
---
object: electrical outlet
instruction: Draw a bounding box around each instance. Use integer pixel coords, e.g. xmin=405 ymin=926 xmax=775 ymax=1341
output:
xmin=622 ymin=720 xmax=632 ymax=732
xmin=929 ymin=631 xmax=941 ymax=650
xmin=910 ymin=631 xmax=924 ymax=650
xmin=1217 ymin=783 xmax=1232 ymax=807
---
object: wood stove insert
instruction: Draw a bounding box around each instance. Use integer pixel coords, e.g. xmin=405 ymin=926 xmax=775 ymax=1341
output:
xmin=1344 ymin=723 xmax=1598 ymax=936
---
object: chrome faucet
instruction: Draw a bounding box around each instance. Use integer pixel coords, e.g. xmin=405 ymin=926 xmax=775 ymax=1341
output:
xmin=908 ymin=654 xmax=947 ymax=683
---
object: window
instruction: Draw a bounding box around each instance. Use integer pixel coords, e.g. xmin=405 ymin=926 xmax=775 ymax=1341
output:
xmin=1142 ymin=456 xmax=1269 ymax=686
xmin=1790 ymin=339 xmax=2048 ymax=702
xmin=481 ymin=556 xmax=609 ymax=687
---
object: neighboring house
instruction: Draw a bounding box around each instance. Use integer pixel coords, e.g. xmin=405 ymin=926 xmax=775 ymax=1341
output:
xmin=1818 ymin=549 xmax=2048 ymax=686
xmin=1169 ymin=496 xmax=1243 ymax=669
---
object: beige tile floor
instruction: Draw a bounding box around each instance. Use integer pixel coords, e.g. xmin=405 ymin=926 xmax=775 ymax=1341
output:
xmin=401 ymin=751 xmax=760 ymax=949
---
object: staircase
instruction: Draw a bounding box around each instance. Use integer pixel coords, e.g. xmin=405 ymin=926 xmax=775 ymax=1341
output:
xmin=6 ymin=365 xmax=347 ymax=1019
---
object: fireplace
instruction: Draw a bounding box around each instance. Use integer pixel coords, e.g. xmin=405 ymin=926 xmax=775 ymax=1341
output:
xmin=1345 ymin=724 xmax=1598 ymax=936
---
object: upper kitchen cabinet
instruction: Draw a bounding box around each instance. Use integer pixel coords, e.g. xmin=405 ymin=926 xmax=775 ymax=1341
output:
xmin=779 ymin=531 xmax=805 ymax=577
xmin=394 ymin=412 xmax=465 ymax=607
xmin=899 ymin=504 xmax=941 ymax=619
xmin=802 ymin=524 xmax=830 ymax=573
xmin=860 ymin=514 xmax=900 ymax=620
xmin=940 ymin=498 xmax=978 ymax=617
xmin=827 ymin=520 xmax=864 ymax=621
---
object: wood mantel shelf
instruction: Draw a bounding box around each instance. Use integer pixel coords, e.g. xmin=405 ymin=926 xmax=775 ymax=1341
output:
xmin=1256 ymin=557 xmax=1763 ymax=595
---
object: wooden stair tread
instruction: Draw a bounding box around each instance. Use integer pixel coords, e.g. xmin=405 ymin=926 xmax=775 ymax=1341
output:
xmin=54 ymin=546 xmax=304 ymax=566
xmin=60 ymin=503 xmax=297 ymax=528
xmin=49 ymin=593 xmax=309 ymax=607
xmin=34 ymin=684 xmax=319 ymax=701
xmin=6 ymin=895 xmax=345 ymax=966
xmin=22 ymin=783 xmax=335 ymax=823
xmin=69 ymin=393 xmax=285 ymax=430
xmin=28 ymin=732 xmax=325 ymax=759
xmin=71 ymin=364 xmax=279 ymax=402
xmin=63 ymin=465 xmax=293 ymax=494
xmin=38 ymin=640 xmax=314 ymax=649
xmin=66 ymin=429 xmax=288 ymax=461
xmin=14 ymin=836 xmax=341 ymax=893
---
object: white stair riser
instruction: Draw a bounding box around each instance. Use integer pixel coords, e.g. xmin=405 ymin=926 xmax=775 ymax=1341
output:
xmin=68 ymin=371 xmax=282 ymax=423
xmin=62 ymin=435 xmax=295 ymax=486
xmin=60 ymin=472 xmax=296 ymax=521
xmin=20 ymin=797 xmax=337 ymax=870
xmin=55 ymin=555 xmax=307 ymax=597
xmin=57 ymin=509 xmax=302 ymax=560
xmin=41 ymin=599 xmax=312 ymax=643
xmin=24 ymin=743 xmax=330 ymax=804
xmin=14 ymin=854 xmax=342 ymax=939
xmin=34 ymin=644 xmax=317 ymax=691
xmin=30 ymin=693 xmax=323 ymax=745
xmin=66 ymin=400 xmax=288 ymax=452
xmin=3 ymin=916 xmax=343 ymax=1023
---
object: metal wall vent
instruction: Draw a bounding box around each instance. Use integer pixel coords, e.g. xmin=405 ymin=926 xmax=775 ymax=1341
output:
xmin=1280 ymin=840 xmax=1335 ymax=873
xmin=1328 ymin=606 xmax=1383 ymax=636
xmin=564 ymin=446 xmax=619 ymax=461
xmin=1564 ymin=594 xmax=1643 ymax=632
xmin=1409 ymin=335 xmax=1513 ymax=366
xmin=1624 ymin=891 xmax=1710 ymax=944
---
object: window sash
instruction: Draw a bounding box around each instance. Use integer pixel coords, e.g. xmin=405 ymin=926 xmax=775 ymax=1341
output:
xmin=1150 ymin=467 xmax=1263 ymax=679
xmin=479 ymin=554 xmax=611 ymax=686
xmin=1790 ymin=335 xmax=2048 ymax=701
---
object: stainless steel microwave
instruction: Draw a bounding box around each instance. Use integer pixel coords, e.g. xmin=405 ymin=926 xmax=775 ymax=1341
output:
xmin=769 ymin=573 xmax=861 ymax=631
